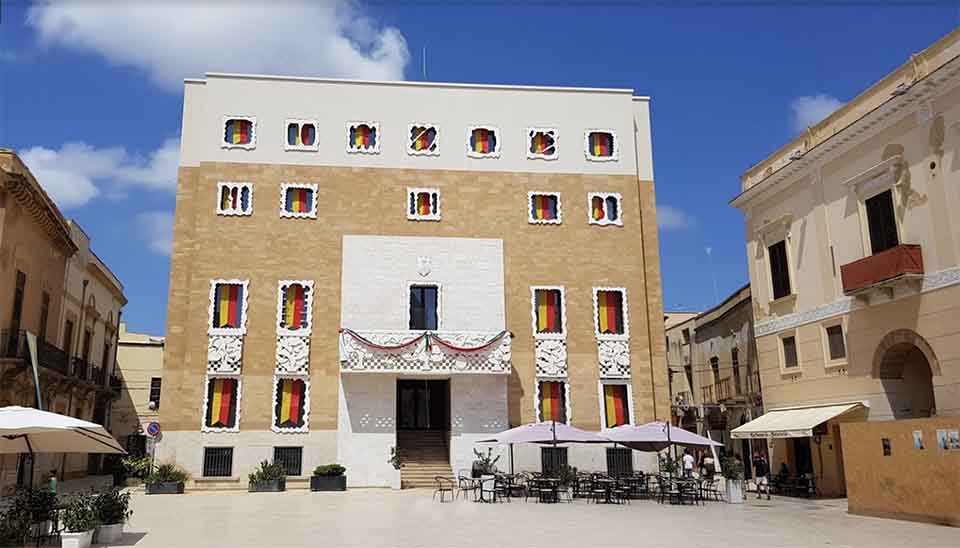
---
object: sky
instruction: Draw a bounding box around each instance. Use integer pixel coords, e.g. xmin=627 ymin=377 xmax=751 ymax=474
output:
xmin=1 ymin=1 xmax=958 ymax=335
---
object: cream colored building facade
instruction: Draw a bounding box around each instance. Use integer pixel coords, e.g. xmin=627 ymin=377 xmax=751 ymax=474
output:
xmin=158 ymin=74 xmax=668 ymax=488
xmin=731 ymin=30 xmax=960 ymax=496
xmin=112 ymin=322 xmax=163 ymax=455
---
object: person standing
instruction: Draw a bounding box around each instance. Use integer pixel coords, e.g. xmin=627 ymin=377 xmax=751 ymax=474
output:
xmin=752 ymin=452 xmax=770 ymax=500
xmin=682 ymin=448 xmax=695 ymax=479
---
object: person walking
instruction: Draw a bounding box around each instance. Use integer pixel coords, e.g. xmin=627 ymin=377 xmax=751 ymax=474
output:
xmin=752 ymin=452 xmax=770 ymax=500
xmin=682 ymin=448 xmax=695 ymax=479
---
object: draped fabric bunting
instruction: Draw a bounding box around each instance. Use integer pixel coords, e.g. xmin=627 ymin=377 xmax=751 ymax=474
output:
xmin=225 ymin=119 xmax=252 ymax=145
xmin=530 ymin=194 xmax=558 ymax=221
xmin=220 ymin=185 xmax=250 ymax=212
xmin=338 ymin=328 xmax=509 ymax=353
xmin=588 ymin=131 xmax=614 ymax=157
xmin=529 ymin=131 xmax=556 ymax=155
xmin=539 ymin=381 xmax=566 ymax=422
xmin=410 ymin=126 xmax=437 ymax=152
xmin=350 ymin=124 xmax=376 ymax=150
xmin=288 ymin=123 xmax=316 ymax=147
xmin=275 ymin=377 xmax=306 ymax=428
xmin=213 ymin=283 xmax=243 ymax=329
xmin=470 ymin=128 xmax=497 ymax=154
xmin=597 ymin=290 xmax=624 ymax=334
xmin=603 ymin=384 xmax=629 ymax=428
xmin=206 ymin=377 xmax=238 ymax=428
xmin=282 ymin=284 xmax=308 ymax=330
xmin=284 ymin=187 xmax=313 ymax=214
xmin=535 ymin=289 xmax=562 ymax=333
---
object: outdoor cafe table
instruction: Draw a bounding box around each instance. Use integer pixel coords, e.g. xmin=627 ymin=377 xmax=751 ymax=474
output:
xmin=593 ymin=478 xmax=616 ymax=504
xmin=537 ymin=478 xmax=561 ymax=503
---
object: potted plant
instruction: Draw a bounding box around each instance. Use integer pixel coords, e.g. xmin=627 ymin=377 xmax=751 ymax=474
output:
xmin=60 ymin=495 xmax=99 ymax=548
xmin=311 ymin=464 xmax=347 ymax=491
xmin=471 ymin=448 xmax=500 ymax=478
xmin=722 ymin=457 xmax=745 ymax=504
xmin=93 ymin=489 xmax=132 ymax=543
xmin=0 ymin=506 xmax=30 ymax=547
xmin=9 ymin=487 xmax=58 ymax=540
xmin=145 ymin=463 xmax=189 ymax=494
xmin=247 ymin=460 xmax=286 ymax=492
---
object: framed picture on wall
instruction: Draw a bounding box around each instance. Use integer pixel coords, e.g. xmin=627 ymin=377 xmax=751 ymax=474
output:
xmin=912 ymin=430 xmax=924 ymax=450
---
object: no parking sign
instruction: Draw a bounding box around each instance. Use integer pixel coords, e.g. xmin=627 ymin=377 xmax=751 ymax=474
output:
xmin=146 ymin=422 xmax=161 ymax=437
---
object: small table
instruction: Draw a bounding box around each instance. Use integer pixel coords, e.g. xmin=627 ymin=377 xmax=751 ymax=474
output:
xmin=537 ymin=478 xmax=561 ymax=503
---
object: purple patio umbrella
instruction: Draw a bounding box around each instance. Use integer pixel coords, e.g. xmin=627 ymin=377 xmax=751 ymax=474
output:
xmin=477 ymin=421 xmax=610 ymax=474
xmin=604 ymin=421 xmax=723 ymax=452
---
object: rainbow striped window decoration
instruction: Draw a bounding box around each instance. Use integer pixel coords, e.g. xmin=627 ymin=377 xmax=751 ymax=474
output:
xmin=277 ymin=281 xmax=312 ymax=334
xmin=527 ymin=128 xmax=558 ymax=160
xmin=347 ymin=122 xmax=380 ymax=154
xmin=538 ymin=380 xmax=568 ymax=423
xmin=216 ymin=182 xmax=252 ymax=216
xmin=204 ymin=377 xmax=240 ymax=431
xmin=407 ymin=124 xmax=439 ymax=156
xmin=285 ymin=120 xmax=318 ymax=151
xmin=280 ymin=183 xmax=317 ymax=219
xmin=595 ymin=289 xmax=626 ymax=336
xmin=602 ymin=383 xmax=630 ymax=428
xmin=584 ymin=130 xmax=616 ymax=161
xmin=528 ymin=192 xmax=561 ymax=225
xmin=467 ymin=126 xmax=500 ymax=158
xmin=209 ymin=280 xmax=247 ymax=334
xmin=222 ymin=117 xmax=256 ymax=149
xmin=273 ymin=377 xmax=309 ymax=431
xmin=407 ymin=187 xmax=440 ymax=221
xmin=533 ymin=288 xmax=564 ymax=335
xmin=588 ymin=192 xmax=623 ymax=226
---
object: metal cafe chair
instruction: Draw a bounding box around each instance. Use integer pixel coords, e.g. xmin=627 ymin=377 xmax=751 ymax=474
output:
xmin=433 ymin=476 xmax=455 ymax=502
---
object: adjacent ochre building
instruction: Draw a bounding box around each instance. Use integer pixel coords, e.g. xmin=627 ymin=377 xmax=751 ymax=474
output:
xmin=731 ymin=29 xmax=960 ymax=496
xmin=158 ymin=73 xmax=667 ymax=488
xmin=111 ymin=322 xmax=164 ymax=455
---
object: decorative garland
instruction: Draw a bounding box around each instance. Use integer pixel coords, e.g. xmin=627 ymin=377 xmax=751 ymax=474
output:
xmin=339 ymin=328 xmax=510 ymax=353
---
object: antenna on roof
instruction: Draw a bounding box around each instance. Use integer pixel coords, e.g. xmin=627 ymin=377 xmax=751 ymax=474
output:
xmin=422 ymin=46 xmax=428 ymax=81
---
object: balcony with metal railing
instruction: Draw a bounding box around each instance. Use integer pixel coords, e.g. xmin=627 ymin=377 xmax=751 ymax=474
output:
xmin=1 ymin=329 xmax=70 ymax=375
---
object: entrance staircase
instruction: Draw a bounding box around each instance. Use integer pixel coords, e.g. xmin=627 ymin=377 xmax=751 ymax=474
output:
xmin=397 ymin=430 xmax=452 ymax=489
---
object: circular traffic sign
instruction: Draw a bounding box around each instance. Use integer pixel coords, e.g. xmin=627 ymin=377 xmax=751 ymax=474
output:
xmin=146 ymin=422 xmax=161 ymax=437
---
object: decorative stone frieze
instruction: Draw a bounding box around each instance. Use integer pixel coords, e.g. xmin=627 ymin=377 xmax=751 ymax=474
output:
xmin=276 ymin=336 xmax=310 ymax=374
xmin=597 ymin=340 xmax=631 ymax=378
xmin=339 ymin=330 xmax=511 ymax=374
xmin=207 ymin=335 xmax=243 ymax=374
xmin=534 ymin=339 xmax=568 ymax=378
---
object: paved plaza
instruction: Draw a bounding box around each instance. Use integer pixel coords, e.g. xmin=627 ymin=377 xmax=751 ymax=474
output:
xmin=110 ymin=489 xmax=958 ymax=548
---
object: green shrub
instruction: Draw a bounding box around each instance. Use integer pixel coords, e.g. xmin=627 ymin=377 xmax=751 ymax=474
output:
xmin=122 ymin=456 xmax=153 ymax=479
xmin=94 ymin=489 xmax=133 ymax=525
xmin=61 ymin=495 xmax=99 ymax=533
xmin=721 ymin=456 xmax=745 ymax=481
xmin=0 ymin=508 xmax=30 ymax=547
xmin=248 ymin=460 xmax=285 ymax=483
xmin=312 ymin=464 xmax=346 ymax=477
xmin=145 ymin=463 xmax=189 ymax=484
xmin=471 ymin=448 xmax=500 ymax=475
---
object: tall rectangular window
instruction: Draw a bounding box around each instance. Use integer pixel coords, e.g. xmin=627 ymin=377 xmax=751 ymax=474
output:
xmin=595 ymin=290 xmax=625 ymax=335
xmin=63 ymin=320 xmax=74 ymax=357
xmin=279 ymin=283 xmax=311 ymax=332
xmin=202 ymin=447 xmax=234 ymax=477
xmin=102 ymin=342 xmax=112 ymax=372
xmin=534 ymin=289 xmax=563 ymax=334
xmin=731 ymin=348 xmax=741 ymax=396
xmin=273 ymin=447 xmax=303 ymax=476
xmin=149 ymin=378 xmax=162 ymax=408
xmin=865 ymin=189 xmax=899 ymax=254
xmin=710 ymin=356 xmax=721 ymax=385
xmin=38 ymin=292 xmax=50 ymax=343
xmin=782 ymin=336 xmax=799 ymax=369
xmin=538 ymin=380 xmax=567 ymax=423
xmin=606 ymin=447 xmax=633 ymax=478
xmin=10 ymin=271 xmax=26 ymax=331
xmin=409 ymin=285 xmax=438 ymax=330
xmin=273 ymin=378 xmax=308 ymax=430
xmin=826 ymin=325 xmax=847 ymax=361
xmin=602 ymin=384 xmax=629 ymax=428
xmin=81 ymin=330 xmax=92 ymax=363
xmin=768 ymin=240 xmax=791 ymax=300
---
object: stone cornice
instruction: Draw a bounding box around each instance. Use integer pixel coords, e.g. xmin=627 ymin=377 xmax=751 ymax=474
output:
xmin=1 ymin=164 xmax=77 ymax=256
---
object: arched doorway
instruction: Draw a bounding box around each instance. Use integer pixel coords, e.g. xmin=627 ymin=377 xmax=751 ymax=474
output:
xmin=873 ymin=329 xmax=939 ymax=419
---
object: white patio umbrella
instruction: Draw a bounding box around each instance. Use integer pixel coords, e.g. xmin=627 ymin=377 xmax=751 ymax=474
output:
xmin=0 ymin=406 xmax=125 ymax=486
xmin=477 ymin=421 xmax=610 ymax=474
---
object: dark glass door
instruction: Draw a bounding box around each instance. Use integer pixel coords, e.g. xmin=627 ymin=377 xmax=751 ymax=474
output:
xmin=397 ymin=379 xmax=448 ymax=430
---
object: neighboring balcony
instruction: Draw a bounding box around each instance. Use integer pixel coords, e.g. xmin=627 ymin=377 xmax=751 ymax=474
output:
xmin=701 ymin=371 xmax=763 ymax=406
xmin=841 ymin=244 xmax=923 ymax=297
xmin=1 ymin=329 xmax=70 ymax=375
xmin=339 ymin=329 xmax=511 ymax=374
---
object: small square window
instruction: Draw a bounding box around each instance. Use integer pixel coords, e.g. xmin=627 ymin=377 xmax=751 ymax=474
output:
xmin=527 ymin=128 xmax=558 ymax=160
xmin=826 ymin=324 xmax=846 ymax=361
xmin=528 ymin=192 xmax=561 ymax=224
xmin=277 ymin=281 xmax=313 ymax=334
xmin=407 ymin=187 xmax=441 ymax=221
xmin=217 ymin=182 xmax=253 ymax=216
xmin=273 ymin=447 xmax=303 ymax=476
xmin=285 ymin=119 xmax=318 ymax=151
xmin=782 ymin=336 xmax=799 ymax=369
xmin=273 ymin=377 xmax=308 ymax=432
xmin=203 ymin=377 xmax=240 ymax=431
xmin=409 ymin=284 xmax=439 ymax=330
xmin=222 ymin=117 xmax=256 ymax=149
xmin=538 ymin=380 xmax=568 ymax=423
xmin=594 ymin=288 xmax=627 ymax=336
xmin=347 ymin=122 xmax=380 ymax=154
xmin=203 ymin=447 xmax=234 ymax=477
xmin=408 ymin=123 xmax=439 ymax=156
xmin=279 ymin=183 xmax=317 ymax=219
xmin=584 ymin=130 xmax=617 ymax=161
xmin=602 ymin=383 xmax=630 ymax=428
xmin=588 ymin=192 xmax=623 ymax=226
xmin=532 ymin=287 xmax=564 ymax=335
xmin=210 ymin=280 xmax=247 ymax=333
xmin=467 ymin=126 xmax=500 ymax=158
xmin=149 ymin=378 xmax=162 ymax=409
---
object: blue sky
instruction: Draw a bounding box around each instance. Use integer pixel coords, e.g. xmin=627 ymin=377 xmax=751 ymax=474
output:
xmin=1 ymin=2 xmax=957 ymax=335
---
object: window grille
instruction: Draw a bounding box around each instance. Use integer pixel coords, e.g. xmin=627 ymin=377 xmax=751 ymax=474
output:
xmin=273 ymin=447 xmax=303 ymax=477
xmin=541 ymin=447 xmax=568 ymax=477
xmin=203 ymin=447 xmax=234 ymax=477
xmin=606 ymin=447 xmax=633 ymax=478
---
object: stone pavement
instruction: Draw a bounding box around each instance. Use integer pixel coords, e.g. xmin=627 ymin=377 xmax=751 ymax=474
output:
xmin=110 ymin=489 xmax=957 ymax=548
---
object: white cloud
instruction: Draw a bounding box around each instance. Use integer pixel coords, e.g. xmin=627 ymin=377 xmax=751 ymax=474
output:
xmin=790 ymin=94 xmax=844 ymax=133
xmin=136 ymin=210 xmax=174 ymax=256
xmin=27 ymin=1 xmax=409 ymax=92
xmin=19 ymin=139 xmax=179 ymax=210
xmin=657 ymin=204 xmax=696 ymax=231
